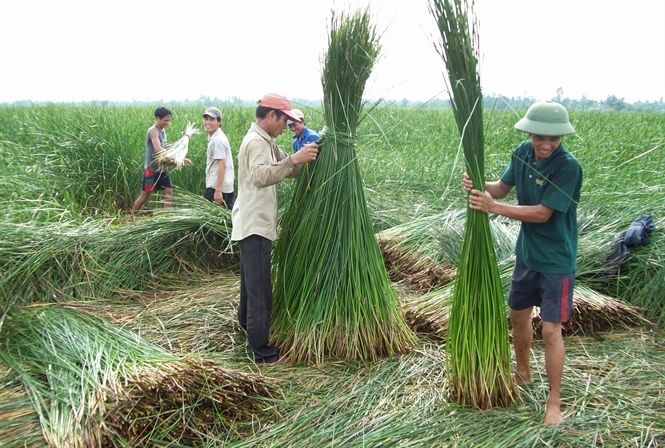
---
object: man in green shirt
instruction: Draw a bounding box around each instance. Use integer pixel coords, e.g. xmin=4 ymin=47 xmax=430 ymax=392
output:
xmin=463 ymin=101 xmax=582 ymax=425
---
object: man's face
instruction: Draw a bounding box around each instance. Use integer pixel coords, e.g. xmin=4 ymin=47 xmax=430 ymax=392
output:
xmin=203 ymin=115 xmax=221 ymax=135
xmin=288 ymin=120 xmax=305 ymax=137
xmin=156 ymin=115 xmax=172 ymax=129
xmin=530 ymin=134 xmax=562 ymax=160
xmin=267 ymin=110 xmax=289 ymax=138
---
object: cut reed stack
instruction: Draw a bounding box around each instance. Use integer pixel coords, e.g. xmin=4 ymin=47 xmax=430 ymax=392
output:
xmin=430 ymin=0 xmax=515 ymax=408
xmin=0 ymin=305 xmax=275 ymax=446
xmin=272 ymin=9 xmax=416 ymax=363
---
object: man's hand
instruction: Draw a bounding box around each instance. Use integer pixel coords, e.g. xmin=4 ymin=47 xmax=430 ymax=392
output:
xmin=291 ymin=142 xmax=318 ymax=165
xmin=213 ymin=190 xmax=223 ymax=205
xmin=468 ymin=189 xmax=495 ymax=213
xmin=462 ymin=172 xmax=474 ymax=193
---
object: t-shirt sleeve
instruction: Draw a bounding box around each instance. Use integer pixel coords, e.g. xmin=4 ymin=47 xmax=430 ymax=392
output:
xmin=212 ymin=137 xmax=229 ymax=160
xmin=500 ymin=143 xmax=527 ymax=186
xmin=541 ymin=159 xmax=582 ymax=213
xmin=500 ymin=160 xmax=515 ymax=186
xmin=305 ymin=133 xmax=320 ymax=144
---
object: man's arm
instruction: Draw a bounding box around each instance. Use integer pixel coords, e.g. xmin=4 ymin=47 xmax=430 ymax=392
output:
xmin=247 ymin=141 xmax=315 ymax=187
xmin=471 ymin=193 xmax=554 ymax=223
xmin=463 ymin=173 xmax=553 ymax=223
xmin=214 ymin=159 xmax=226 ymax=204
xmin=463 ymin=173 xmax=511 ymax=199
xmin=149 ymin=128 xmax=165 ymax=154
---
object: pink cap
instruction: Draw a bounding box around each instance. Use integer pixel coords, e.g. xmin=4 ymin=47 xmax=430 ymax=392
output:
xmin=258 ymin=93 xmax=302 ymax=123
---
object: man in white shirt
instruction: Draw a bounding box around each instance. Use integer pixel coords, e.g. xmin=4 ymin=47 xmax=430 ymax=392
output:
xmin=203 ymin=106 xmax=235 ymax=209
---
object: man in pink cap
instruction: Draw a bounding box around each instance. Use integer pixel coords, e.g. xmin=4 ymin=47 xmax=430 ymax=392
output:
xmin=231 ymin=93 xmax=318 ymax=363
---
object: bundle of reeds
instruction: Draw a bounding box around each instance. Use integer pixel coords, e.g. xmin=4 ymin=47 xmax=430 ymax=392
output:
xmin=0 ymin=305 xmax=275 ymax=446
xmin=0 ymin=192 xmax=234 ymax=320
xmin=430 ymin=0 xmax=515 ymax=408
xmin=154 ymin=122 xmax=198 ymax=170
xmin=271 ymin=9 xmax=417 ymax=363
xmin=61 ymin=274 xmax=240 ymax=354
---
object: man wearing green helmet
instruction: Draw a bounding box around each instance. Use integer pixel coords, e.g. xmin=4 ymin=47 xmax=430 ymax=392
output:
xmin=463 ymin=100 xmax=582 ymax=425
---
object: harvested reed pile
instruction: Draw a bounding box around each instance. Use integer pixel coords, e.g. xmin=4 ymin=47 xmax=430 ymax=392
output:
xmin=104 ymin=357 xmax=275 ymax=445
xmin=378 ymin=233 xmax=456 ymax=293
xmin=0 ymin=366 xmax=42 ymax=448
xmin=62 ymin=274 xmax=240 ymax=354
xmin=532 ymin=285 xmax=653 ymax=336
xmin=404 ymin=262 xmax=650 ymax=341
xmin=0 ymin=193 xmax=234 ymax=319
xmin=377 ymin=209 xmax=518 ymax=292
xmin=0 ymin=305 xmax=275 ymax=447
xmin=272 ymin=9 xmax=416 ymax=363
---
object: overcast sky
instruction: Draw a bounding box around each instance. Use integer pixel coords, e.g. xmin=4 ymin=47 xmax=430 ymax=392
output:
xmin=1 ymin=0 xmax=664 ymax=103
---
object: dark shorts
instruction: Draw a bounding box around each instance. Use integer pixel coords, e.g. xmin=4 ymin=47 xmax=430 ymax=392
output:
xmin=509 ymin=257 xmax=574 ymax=323
xmin=142 ymin=169 xmax=171 ymax=192
xmin=204 ymin=187 xmax=234 ymax=210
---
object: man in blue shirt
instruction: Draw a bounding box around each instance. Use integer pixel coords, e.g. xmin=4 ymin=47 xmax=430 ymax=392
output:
xmin=288 ymin=109 xmax=319 ymax=153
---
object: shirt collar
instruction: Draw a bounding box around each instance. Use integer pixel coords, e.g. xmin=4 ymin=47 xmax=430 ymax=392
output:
xmin=251 ymin=122 xmax=274 ymax=143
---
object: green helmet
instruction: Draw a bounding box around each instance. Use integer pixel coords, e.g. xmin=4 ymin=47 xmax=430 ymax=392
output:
xmin=514 ymin=101 xmax=575 ymax=136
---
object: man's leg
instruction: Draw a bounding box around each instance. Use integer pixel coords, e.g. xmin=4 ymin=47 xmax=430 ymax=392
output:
xmin=162 ymin=187 xmax=173 ymax=208
xmin=539 ymin=272 xmax=573 ymax=425
xmin=238 ymin=235 xmax=278 ymax=362
xmin=132 ymin=191 xmax=151 ymax=212
xmin=237 ymin=253 xmax=247 ymax=331
xmin=542 ymin=322 xmax=564 ymax=425
xmin=510 ymin=307 xmax=534 ymax=384
xmin=156 ymin=171 xmax=173 ymax=208
xmin=203 ymin=188 xmax=215 ymax=203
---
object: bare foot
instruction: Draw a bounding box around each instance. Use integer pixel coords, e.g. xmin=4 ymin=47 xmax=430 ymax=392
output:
xmin=513 ymin=371 xmax=533 ymax=385
xmin=543 ymin=400 xmax=563 ymax=425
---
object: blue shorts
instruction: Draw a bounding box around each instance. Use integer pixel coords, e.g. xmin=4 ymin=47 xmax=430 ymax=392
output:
xmin=509 ymin=258 xmax=574 ymax=323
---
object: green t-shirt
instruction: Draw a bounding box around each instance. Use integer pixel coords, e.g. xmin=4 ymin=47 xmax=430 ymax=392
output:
xmin=500 ymin=140 xmax=583 ymax=273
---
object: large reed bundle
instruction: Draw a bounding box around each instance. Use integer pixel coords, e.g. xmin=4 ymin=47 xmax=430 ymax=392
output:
xmin=271 ymin=9 xmax=416 ymax=363
xmin=0 ymin=305 xmax=275 ymax=446
xmin=430 ymin=0 xmax=515 ymax=408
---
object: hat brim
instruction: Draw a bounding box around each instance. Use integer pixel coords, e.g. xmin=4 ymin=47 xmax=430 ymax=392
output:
xmin=282 ymin=109 xmax=302 ymax=123
xmin=514 ymin=118 xmax=575 ymax=136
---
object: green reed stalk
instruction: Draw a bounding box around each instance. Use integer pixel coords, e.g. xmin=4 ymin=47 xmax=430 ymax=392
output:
xmin=430 ymin=0 xmax=515 ymax=408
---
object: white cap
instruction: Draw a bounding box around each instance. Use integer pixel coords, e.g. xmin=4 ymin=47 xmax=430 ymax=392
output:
xmin=287 ymin=108 xmax=305 ymax=125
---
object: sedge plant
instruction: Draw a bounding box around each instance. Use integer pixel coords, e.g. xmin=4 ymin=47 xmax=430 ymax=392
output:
xmin=430 ymin=0 xmax=515 ymax=408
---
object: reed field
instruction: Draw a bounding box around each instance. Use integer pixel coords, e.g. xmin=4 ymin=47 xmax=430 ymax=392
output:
xmin=0 ymin=103 xmax=663 ymax=447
